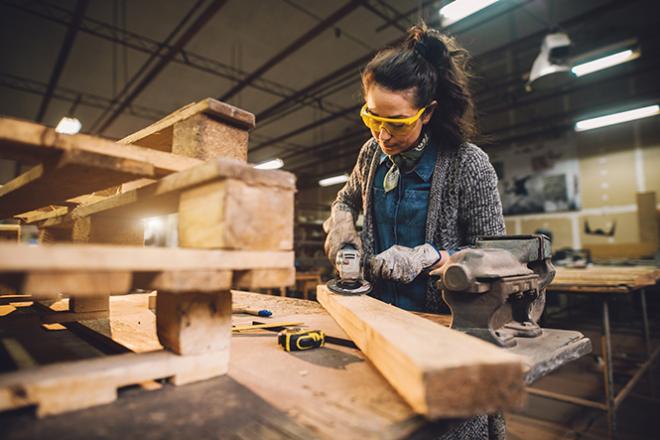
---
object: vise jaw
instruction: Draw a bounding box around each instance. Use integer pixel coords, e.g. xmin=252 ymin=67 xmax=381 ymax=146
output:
xmin=437 ymin=234 xmax=555 ymax=347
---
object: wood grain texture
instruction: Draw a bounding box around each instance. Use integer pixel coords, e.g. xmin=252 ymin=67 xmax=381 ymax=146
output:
xmin=317 ymin=285 xmax=527 ymax=419
xmin=37 ymin=156 xmax=296 ymax=229
xmin=0 ymin=150 xmax=154 ymax=218
xmin=0 ymin=349 xmax=229 ymax=416
xmin=118 ymin=98 xmax=255 ymax=151
xmin=0 ymin=117 xmax=202 ymax=174
xmin=0 ymin=243 xmax=293 ymax=272
xmin=178 ymin=179 xmax=294 ymax=250
xmin=550 ymin=265 xmax=659 ymax=293
xmin=156 ymin=290 xmax=232 ymax=355
xmin=233 ymin=268 xmax=295 ymax=290
xmin=173 ymin=113 xmax=248 ymax=162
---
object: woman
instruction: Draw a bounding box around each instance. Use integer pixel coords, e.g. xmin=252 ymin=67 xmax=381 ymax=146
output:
xmin=323 ymin=23 xmax=506 ymax=439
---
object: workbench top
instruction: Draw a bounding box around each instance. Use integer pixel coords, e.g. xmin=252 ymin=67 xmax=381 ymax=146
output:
xmin=1 ymin=291 xmax=590 ymax=439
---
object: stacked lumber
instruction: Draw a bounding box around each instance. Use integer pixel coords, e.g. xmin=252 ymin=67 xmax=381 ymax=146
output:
xmin=550 ymin=265 xmax=659 ymax=293
xmin=0 ymin=98 xmax=295 ymax=416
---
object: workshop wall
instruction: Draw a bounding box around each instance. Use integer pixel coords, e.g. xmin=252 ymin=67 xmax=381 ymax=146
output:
xmin=500 ymin=116 xmax=660 ymax=255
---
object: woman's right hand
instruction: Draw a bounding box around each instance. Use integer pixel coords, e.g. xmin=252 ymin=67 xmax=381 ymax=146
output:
xmin=323 ymin=209 xmax=362 ymax=262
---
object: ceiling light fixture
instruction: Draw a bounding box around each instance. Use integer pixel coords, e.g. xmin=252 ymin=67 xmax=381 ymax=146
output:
xmin=254 ymin=158 xmax=284 ymax=170
xmin=54 ymin=94 xmax=82 ymax=135
xmin=54 ymin=116 xmax=82 ymax=135
xmin=439 ymin=0 xmax=500 ymax=26
xmin=319 ymin=174 xmax=349 ymax=187
xmin=526 ymin=31 xmax=573 ymax=92
xmin=572 ymin=48 xmax=640 ymax=77
xmin=575 ymin=104 xmax=659 ymax=132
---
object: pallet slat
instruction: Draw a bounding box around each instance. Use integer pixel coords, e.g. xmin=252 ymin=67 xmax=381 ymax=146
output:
xmin=0 ymin=349 xmax=229 ymax=416
xmin=0 ymin=150 xmax=155 ymax=219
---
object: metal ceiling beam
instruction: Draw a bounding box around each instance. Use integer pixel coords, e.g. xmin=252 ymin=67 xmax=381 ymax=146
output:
xmin=90 ymin=0 xmax=206 ymax=132
xmin=287 ymin=58 xmax=660 ymax=177
xmin=252 ymin=0 xmax=631 ymax=155
xmin=1 ymin=0 xmax=343 ymax=117
xmin=361 ymin=1 xmax=407 ymax=33
xmin=251 ymin=103 xmax=361 ymax=154
xmin=374 ymin=0 xmax=436 ymax=33
xmin=95 ymin=0 xmax=227 ymax=134
xmin=35 ymin=0 xmax=89 ymax=123
xmin=1 ymin=72 xmax=164 ymax=121
xmin=219 ymin=0 xmax=364 ymax=101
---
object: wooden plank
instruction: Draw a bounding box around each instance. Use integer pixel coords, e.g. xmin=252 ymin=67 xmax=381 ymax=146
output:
xmin=178 ymin=179 xmax=294 ymax=250
xmin=233 ymin=268 xmax=295 ymax=290
xmin=0 ymin=243 xmax=293 ymax=272
xmin=156 ymin=290 xmax=232 ymax=355
xmin=38 ymin=156 xmax=296 ymax=229
xmin=173 ymin=113 xmax=248 ymax=162
xmin=316 ymin=285 xmax=527 ymax=419
xmin=0 ymin=349 xmax=229 ymax=416
xmin=118 ymin=98 xmax=255 ymax=151
xmin=22 ymin=271 xmax=132 ymax=297
xmin=0 ymin=149 xmax=155 ymax=219
xmin=0 ymin=117 xmax=202 ymax=174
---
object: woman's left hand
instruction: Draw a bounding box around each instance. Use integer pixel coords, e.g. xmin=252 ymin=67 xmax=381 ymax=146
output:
xmin=369 ymin=243 xmax=440 ymax=284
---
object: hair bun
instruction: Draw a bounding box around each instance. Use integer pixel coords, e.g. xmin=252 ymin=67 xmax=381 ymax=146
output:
xmin=414 ymin=32 xmax=450 ymax=67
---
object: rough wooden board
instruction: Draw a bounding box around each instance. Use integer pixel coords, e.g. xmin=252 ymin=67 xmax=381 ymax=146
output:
xmin=173 ymin=113 xmax=248 ymax=162
xmin=137 ymin=270 xmax=233 ymax=293
xmin=22 ymin=271 xmax=132 ymax=297
xmin=0 ymin=117 xmax=202 ymax=174
xmin=37 ymin=156 xmax=296 ymax=229
xmin=156 ymin=291 xmax=231 ymax=355
xmin=0 ymin=149 xmax=154 ymax=219
xmin=233 ymin=268 xmax=296 ymax=290
xmin=72 ymin=216 xmax=144 ymax=245
xmin=317 ymin=285 xmax=527 ymax=419
xmin=119 ymin=98 xmax=255 ymax=151
xmin=550 ymin=265 xmax=659 ymax=293
xmin=0 ymin=349 xmax=229 ymax=416
xmin=178 ymin=179 xmax=294 ymax=250
xmin=0 ymin=243 xmax=293 ymax=272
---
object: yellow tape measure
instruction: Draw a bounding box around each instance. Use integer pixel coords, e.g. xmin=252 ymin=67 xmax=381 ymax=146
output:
xmin=277 ymin=328 xmax=325 ymax=352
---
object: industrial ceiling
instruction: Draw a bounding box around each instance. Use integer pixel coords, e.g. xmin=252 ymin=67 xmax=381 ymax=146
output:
xmin=0 ymin=0 xmax=657 ymax=189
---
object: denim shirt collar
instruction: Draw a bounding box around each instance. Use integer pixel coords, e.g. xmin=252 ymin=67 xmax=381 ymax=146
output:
xmin=377 ymin=139 xmax=436 ymax=182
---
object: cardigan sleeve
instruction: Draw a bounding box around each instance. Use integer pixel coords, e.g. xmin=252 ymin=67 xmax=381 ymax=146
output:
xmin=458 ymin=144 xmax=506 ymax=243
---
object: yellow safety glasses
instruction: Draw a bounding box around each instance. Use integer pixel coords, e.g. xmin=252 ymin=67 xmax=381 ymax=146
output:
xmin=360 ymin=103 xmax=428 ymax=136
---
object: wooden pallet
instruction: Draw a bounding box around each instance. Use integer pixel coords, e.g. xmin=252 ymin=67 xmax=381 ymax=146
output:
xmin=0 ymin=118 xmax=202 ymax=219
xmin=0 ymin=98 xmax=295 ymax=416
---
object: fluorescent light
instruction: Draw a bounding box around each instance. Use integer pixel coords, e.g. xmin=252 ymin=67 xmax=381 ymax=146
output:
xmin=572 ymin=49 xmax=640 ymax=77
xmin=319 ymin=174 xmax=349 ymax=187
xmin=575 ymin=105 xmax=659 ymax=132
xmin=54 ymin=116 xmax=81 ymax=134
xmin=254 ymin=158 xmax=284 ymax=170
xmin=439 ymin=0 xmax=499 ymax=26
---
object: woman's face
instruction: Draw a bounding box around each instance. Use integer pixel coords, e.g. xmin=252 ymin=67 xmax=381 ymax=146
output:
xmin=364 ymin=83 xmax=434 ymax=156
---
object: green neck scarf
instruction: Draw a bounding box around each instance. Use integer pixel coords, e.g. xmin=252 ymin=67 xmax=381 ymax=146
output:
xmin=383 ymin=132 xmax=430 ymax=193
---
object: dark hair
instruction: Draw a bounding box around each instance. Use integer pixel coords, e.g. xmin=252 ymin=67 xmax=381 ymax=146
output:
xmin=361 ymin=23 xmax=476 ymax=149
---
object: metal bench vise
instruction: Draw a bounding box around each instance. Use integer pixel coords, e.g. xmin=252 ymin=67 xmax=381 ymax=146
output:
xmin=437 ymin=234 xmax=555 ymax=347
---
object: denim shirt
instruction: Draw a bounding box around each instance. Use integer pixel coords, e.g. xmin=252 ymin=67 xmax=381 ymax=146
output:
xmin=371 ymin=140 xmax=437 ymax=311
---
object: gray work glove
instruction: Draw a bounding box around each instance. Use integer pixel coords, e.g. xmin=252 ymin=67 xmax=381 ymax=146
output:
xmin=369 ymin=243 xmax=440 ymax=284
xmin=323 ymin=209 xmax=362 ymax=262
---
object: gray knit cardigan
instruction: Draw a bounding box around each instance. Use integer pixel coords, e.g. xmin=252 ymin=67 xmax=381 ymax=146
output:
xmin=333 ymin=137 xmax=506 ymax=312
xmin=332 ymin=137 xmax=507 ymax=439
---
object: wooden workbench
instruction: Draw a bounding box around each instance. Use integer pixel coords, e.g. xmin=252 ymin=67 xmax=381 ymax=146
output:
xmin=0 ymin=291 xmax=589 ymax=439
xmin=545 ymin=263 xmax=659 ymax=438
